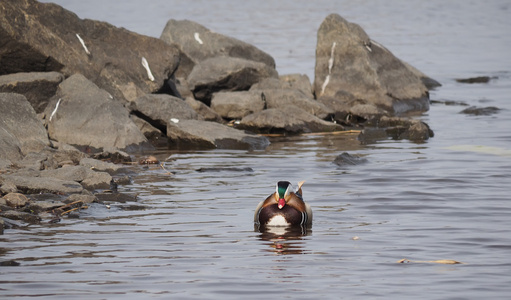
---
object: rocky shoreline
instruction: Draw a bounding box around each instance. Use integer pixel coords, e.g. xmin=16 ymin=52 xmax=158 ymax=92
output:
xmin=1 ymin=0 xmax=439 ymax=232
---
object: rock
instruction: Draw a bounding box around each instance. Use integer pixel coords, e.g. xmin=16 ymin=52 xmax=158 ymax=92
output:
xmin=187 ymin=56 xmax=279 ymax=104
xmin=0 ymin=175 xmax=84 ymax=194
xmin=0 ymin=181 xmax=18 ymax=194
xmin=313 ymin=14 xmax=434 ymax=115
xmin=44 ymin=74 xmax=152 ymax=152
xmin=90 ymin=148 xmax=132 ymax=164
xmin=80 ymin=171 xmax=113 ymax=190
xmin=0 ymin=93 xmax=51 ymax=161
xmin=128 ymin=94 xmax=198 ymax=132
xmin=459 ymin=106 xmax=500 ymax=116
xmin=251 ymin=74 xmax=314 ymax=99
xmin=456 ymin=76 xmax=494 ymax=84
xmin=211 ymin=91 xmax=265 ymax=119
xmin=64 ymin=194 xmax=97 ymax=205
xmin=0 ymin=210 xmax=40 ymax=224
xmin=256 ymin=89 xmax=333 ymax=119
xmin=401 ymin=61 xmax=441 ymax=89
xmin=185 ymin=97 xmax=224 ymax=122
xmin=0 ymin=0 xmax=180 ymax=103
xmin=130 ymin=115 xmax=167 ymax=146
xmin=2 ymin=193 xmax=29 ymax=208
xmin=159 ymin=19 xmax=275 ymax=79
xmin=25 ymin=200 xmax=65 ymax=214
xmin=239 ymin=107 xmax=344 ymax=134
xmin=333 ymin=152 xmax=368 ymax=166
xmin=167 ymin=119 xmax=270 ymax=150
xmin=41 ymin=165 xmax=114 ymax=190
xmin=95 ymin=192 xmax=138 ymax=204
xmin=376 ymin=116 xmax=434 ymax=141
xmin=0 ymin=72 xmax=64 ymax=113
xmin=79 ymin=157 xmax=125 ymax=175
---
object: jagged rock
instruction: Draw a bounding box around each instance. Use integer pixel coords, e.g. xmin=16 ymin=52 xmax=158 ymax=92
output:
xmin=79 ymin=157 xmax=125 ymax=175
xmin=313 ymin=14 xmax=435 ymax=115
xmin=187 ymin=56 xmax=278 ymax=104
xmin=0 ymin=0 xmax=180 ymax=102
xmin=0 ymin=175 xmax=84 ymax=194
xmin=0 ymin=210 xmax=40 ymax=224
xmin=44 ymin=74 xmax=151 ymax=152
xmin=0 ymin=72 xmax=65 ymax=113
xmin=167 ymin=119 xmax=270 ymax=150
xmin=238 ymin=107 xmax=343 ymax=134
xmin=0 ymin=93 xmax=50 ymax=162
xmin=375 ymin=116 xmax=434 ymax=141
xmin=185 ymin=97 xmax=224 ymax=122
xmin=251 ymin=74 xmax=314 ymax=99
xmin=128 ymin=94 xmax=199 ymax=132
xmin=257 ymin=89 xmax=333 ymax=119
xmin=64 ymin=194 xmax=97 ymax=205
xmin=160 ymin=19 xmax=275 ymax=79
xmin=210 ymin=91 xmax=265 ymax=119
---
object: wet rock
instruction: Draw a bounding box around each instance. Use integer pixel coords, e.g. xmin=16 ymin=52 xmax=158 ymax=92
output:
xmin=40 ymin=165 xmax=112 ymax=190
xmin=160 ymin=19 xmax=275 ymax=79
xmin=0 ymin=93 xmax=50 ymax=161
xmin=377 ymin=116 xmax=434 ymax=141
xmin=44 ymin=74 xmax=151 ymax=152
xmin=239 ymin=107 xmax=344 ymax=134
xmin=95 ymin=192 xmax=138 ymax=204
xmin=313 ymin=14 xmax=433 ymax=115
xmin=187 ymin=56 xmax=279 ymax=104
xmin=167 ymin=119 xmax=270 ymax=150
xmin=0 ymin=0 xmax=180 ymax=103
xmin=90 ymin=149 xmax=132 ymax=165
xmin=0 ymin=260 xmax=20 ymax=266
xmin=185 ymin=97 xmax=224 ymax=122
xmin=0 ymin=175 xmax=84 ymax=195
xmin=25 ymin=200 xmax=66 ymax=214
xmin=2 ymin=193 xmax=29 ymax=208
xmin=456 ymin=76 xmax=495 ymax=84
xmin=79 ymin=157 xmax=125 ymax=175
xmin=333 ymin=152 xmax=368 ymax=166
xmin=128 ymin=94 xmax=199 ymax=132
xmin=211 ymin=91 xmax=265 ymax=119
xmin=256 ymin=89 xmax=333 ymax=119
xmin=0 ymin=210 xmax=40 ymax=224
xmin=64 ymin=194 xmax=97 ymax=205
xmin=0 ymin=72 xmax=64 ymax=113
xmin=460 ymin=106 xmax=500 ymax=116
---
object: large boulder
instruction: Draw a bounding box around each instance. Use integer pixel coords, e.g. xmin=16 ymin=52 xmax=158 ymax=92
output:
xmin=238 ymin=107 xmax=343 ymax=134
xmin=210 ymin=91 xmax=265 ymax=119
xmin=187 ymin=56 xmax=279 ymax=104
xmin=0 ymin=72 xmax=65 ymax=113
xmin=128 ymin=94 xmax=199 ymax=131
xmin=167 ymin=119 xmax=269 ymax=150
xmin=160 ymin=19 xmax=275 ymax=79
xmin=44 ymin=74 xmax=151 ymax=152
xmin=251 ymin=75 xmax=314 ymax=99
xmin=313 ymin=14 xmax=435 ymax=115
xmin=0 ymin=93 xmax=50 ymax=162
xmin=0 ymin=0 xmax=180 ymax=102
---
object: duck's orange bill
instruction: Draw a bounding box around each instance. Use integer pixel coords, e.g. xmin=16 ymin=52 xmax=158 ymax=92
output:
xmin=278 ymin=198 xmax=286 ymax=209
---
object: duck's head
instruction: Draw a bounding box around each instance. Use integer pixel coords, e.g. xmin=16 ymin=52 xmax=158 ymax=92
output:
xmin=275 ymin=181 xmax=294 ymax=209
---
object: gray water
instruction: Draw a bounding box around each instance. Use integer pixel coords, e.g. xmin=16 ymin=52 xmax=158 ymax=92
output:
xmin=2 ymin=1 xmax=511 ymax=299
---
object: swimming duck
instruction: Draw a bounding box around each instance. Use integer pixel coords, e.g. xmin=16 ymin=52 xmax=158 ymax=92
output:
xmin=254 ymin=181 xmax=312 ymax=228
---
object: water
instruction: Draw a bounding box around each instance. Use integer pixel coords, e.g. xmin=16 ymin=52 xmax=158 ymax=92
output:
xmin=2 ymin=1 xmax=511 ymax=299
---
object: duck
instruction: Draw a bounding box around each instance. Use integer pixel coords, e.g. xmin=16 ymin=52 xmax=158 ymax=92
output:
xmin=254 ymin=181 xmax=312 ymax=228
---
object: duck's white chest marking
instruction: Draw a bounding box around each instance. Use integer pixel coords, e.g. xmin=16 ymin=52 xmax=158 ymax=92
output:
xmin=266 ymin=215 xmax=290 ymax=226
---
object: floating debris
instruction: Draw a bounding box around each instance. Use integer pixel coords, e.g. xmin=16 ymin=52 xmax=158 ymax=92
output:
xmin=397 ymin=258 xmax=464 ymax=264
xmin=49 ymin=98 xmax=62 ymax=122
xmin=75 ymin=33 xmax=91 ymax=55
xmin=194 ymin=32 xmax=203 ymax=44
xmin=141 ymin=57 xmax=155 ymax=81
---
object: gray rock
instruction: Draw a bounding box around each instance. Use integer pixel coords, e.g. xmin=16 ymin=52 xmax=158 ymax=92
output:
xmin=258 ymin=89 xmax=333 ymax=119
xmin=0 ymin=210 xmax=40 ymax=224
xmin=0 ymin=72 xmax=64 ymax=113
xmin=64 ymin=194 xmax=97 ymax=204
xmin=128 ymin=94 xmax=198 ymax=131
xmin=376 ymin=116 xmax=434 ymax=141
xmin=0 ymin=175 xmax=83 ymax=194
xmin=333 ymin=152 xmax=368 ymax=166
xmin=160 ymin=19 xmax=275 ymax=79
xmin=44 ymin=74 xmax=151 ymax=152
xmin=187 ymin=56 xmax=278 ymax=104
xmin=185 ymin=97 xmax=224 ymax=122
xmin=239 ymin=107 xmax=344 ymax=134
xmin=251 ymin=74 xmax=314 ymax=99
xmin=313 ymin=14 xmax=433 ymax=115
xmin=167 ymin=119 xmax=269 ymax=150
xmin=0 ymin=93 xmax=50 ymax=161
xmin=41 ymin=165 xmax=89 ymax=182
xmin=211 ymin=91 xmax=265 ymax=119
xmin=80 ymin=170 xmax=112 ymax=190
xmin=26 ymin=200 xmax=65 ymax=214
xmin=79 ymin=157 xmax=124 ymax=175
xmin=0 ymin=0 xmax=180 ymax=103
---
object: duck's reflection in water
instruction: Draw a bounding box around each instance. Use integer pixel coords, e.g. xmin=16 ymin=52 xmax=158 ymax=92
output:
xmin=255 ymin=225 xmax=311 ymax=255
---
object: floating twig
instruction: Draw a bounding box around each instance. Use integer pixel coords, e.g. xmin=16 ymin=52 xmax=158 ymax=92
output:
xmin=160 ymin=162 xmax=174 ymax=176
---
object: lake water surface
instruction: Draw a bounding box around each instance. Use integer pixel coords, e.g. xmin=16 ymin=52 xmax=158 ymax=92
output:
xmin=2 ymin=1 xmax=511 ymax=299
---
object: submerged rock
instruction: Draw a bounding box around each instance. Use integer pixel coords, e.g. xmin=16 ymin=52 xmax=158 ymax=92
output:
xmin=333 ymin=152 xmax=368 ymax=166
xmin=460 ymin=106 xmax=500 ymax=116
